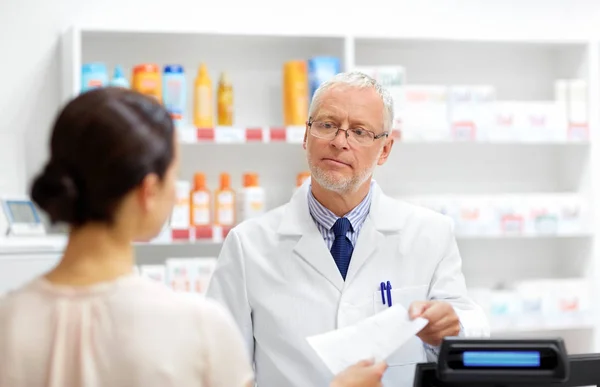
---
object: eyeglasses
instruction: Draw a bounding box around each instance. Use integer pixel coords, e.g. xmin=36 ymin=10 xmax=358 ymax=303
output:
xmin=307 ymin=119 xmax=388 ymax=146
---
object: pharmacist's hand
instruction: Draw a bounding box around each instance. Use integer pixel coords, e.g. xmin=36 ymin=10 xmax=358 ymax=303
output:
xmin=409 ymin=300 xmax=460 ymax=347
xmin=329 ymin=359 xmax=387 ymax=387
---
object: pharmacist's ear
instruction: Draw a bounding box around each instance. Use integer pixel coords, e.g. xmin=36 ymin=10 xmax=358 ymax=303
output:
xmin=377 ymin=137 xmax=394 ymax=166
xmin=303 ymin=123 xmax=309 ymax=150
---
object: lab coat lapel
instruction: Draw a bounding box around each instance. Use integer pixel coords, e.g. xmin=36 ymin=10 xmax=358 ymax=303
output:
xmin=278 ymin=179 xmax=345 ymax=292
xmin=344 ymin=182 xmax=403 ymax=285
xmin=293 ymin=229 xmax=344 ymax=292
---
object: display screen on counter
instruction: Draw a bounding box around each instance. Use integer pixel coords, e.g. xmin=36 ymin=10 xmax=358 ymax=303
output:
xmin=7 ymin=201 xmax=38 ymax=223
xmin=462 ymin=351 xmax=541 ymax=367
xmin=446 ymin=348 xmax=559 ymax=370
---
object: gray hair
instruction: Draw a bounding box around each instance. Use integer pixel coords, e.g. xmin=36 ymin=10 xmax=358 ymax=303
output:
xmin=308 ymin=71 xmax=394 ymax=132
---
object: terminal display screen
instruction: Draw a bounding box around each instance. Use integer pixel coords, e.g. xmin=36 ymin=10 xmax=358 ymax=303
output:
xmin=463 ymin=351 xmax=541 ymax=367
xmin=446 ymin=349 xmax=559 ymax=370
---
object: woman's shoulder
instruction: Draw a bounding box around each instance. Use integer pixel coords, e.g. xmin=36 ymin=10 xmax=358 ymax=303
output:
xmin=121 ymin=276 xmax=232 ymax=320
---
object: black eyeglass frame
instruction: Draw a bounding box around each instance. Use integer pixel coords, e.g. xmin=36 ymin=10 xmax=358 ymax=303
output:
xmin=307 ymin=118 xmax=389 ymax=144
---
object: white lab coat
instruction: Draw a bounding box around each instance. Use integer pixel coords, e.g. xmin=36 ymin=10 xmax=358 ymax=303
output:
xmin=206 ymin=180 xmax=489 ymax=387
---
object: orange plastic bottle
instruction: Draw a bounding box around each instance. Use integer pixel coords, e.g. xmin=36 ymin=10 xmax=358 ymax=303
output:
xmin=190 ymin=172 xmax=211 ymax=227
xmin=217 ymin=72 xmax=234 ymax=126
xmin=242 ymin=172 xmax=256 ymax=188
xmin=283 ymin=61 xmax=308 ymax=126
xmin=214 ymin=173 xmax=236 ymax=226
xmin=132 ymin=64 xmax=162 ymax=102
xmin=296 ymin=171 xmax=311 ymax=187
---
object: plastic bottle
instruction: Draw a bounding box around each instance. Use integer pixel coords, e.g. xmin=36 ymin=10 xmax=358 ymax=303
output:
xmin=217 ymin=72 xmax=234 ymax=126
xmin=163 ymin=65 xmax=186 ymax=127
xmin=81 ymin=63 xmax=108 ymax=93
xmin=190 ymin=172 xmax=211 ymax=227
xmin=293 ymin=171 xmax=311 ymax=194
xmin=283 ymin=61 xmax=309 ymax=126
xmin=171 ymin=181 xmax=191 ymax=229
xmin=193 ymin=63 xmax=213 ymax=128
xmin=214 ymin=173 xmax=235 ymax=226
xmin=132 ymin=64 xmax=162 ymax=102
xmin=240 ymin=173 xmax=266 ymax=221
xmin=109 ymin=65 xmax=130 ymax=88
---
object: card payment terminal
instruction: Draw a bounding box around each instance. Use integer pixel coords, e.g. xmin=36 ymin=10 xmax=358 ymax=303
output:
xmin=414 ymin=338 xmax=600 ymax=387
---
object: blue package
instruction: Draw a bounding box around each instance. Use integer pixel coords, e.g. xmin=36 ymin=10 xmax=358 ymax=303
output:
xmin=308 ymin=57 xmax=341 ymax=100
xmin=81 ymin=63 xmax=108 ymax=93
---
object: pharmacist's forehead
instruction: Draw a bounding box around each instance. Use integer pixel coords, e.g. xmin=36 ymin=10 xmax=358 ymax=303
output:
xmin=313 ymin=92 xmax=383 ymax=129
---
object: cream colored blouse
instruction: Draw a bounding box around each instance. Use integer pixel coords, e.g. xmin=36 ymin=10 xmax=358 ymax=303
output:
xmin=0 ymin=274 xmax=254 ymax=387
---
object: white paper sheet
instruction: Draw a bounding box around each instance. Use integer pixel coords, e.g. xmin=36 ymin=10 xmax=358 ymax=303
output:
xmin=306 ymin=305 xmax=428 ymax=375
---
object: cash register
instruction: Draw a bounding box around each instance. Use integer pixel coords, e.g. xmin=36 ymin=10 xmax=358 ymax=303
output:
xmin=414 ymin=338 xmax=600 ymax=387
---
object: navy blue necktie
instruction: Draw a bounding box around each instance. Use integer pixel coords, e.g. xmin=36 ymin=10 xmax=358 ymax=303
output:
xmin=330 ymin=217 xmax=354 ymax=280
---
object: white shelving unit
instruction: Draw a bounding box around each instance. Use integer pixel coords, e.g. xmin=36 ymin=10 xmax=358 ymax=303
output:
xmin=4 ymin=26 xmax=591 ymax=353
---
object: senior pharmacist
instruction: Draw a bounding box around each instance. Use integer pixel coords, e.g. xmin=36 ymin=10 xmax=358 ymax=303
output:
xmin=206 ymin=71 xmax=490 ymax=387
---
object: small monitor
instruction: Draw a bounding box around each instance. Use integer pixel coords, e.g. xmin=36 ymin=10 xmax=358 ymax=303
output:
xmin=1 ymin=198 xmax=45 ymax=236
xmin=414 ymin=338 xmax=600 ymax=387
xmin=6 ymin=200 xmax=40 ymax=224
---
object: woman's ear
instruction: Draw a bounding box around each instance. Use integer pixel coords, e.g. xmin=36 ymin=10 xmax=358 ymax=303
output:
xmin=137 ymin=173 xmax=160 ymax=212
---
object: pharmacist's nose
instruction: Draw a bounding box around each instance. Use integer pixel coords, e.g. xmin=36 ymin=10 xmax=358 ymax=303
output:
xmin=330 ymin=129 xmax=350 ymax=150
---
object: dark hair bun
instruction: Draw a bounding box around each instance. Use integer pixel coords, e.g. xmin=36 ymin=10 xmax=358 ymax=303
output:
xmin=31 ymin=87 xmax=174 ymax=227
xmin=30 ymin=162 xmax=80 ymax=224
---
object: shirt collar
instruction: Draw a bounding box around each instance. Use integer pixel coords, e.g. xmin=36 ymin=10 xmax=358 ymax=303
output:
xmin=307 ymin=180 xmax=374 ymax=232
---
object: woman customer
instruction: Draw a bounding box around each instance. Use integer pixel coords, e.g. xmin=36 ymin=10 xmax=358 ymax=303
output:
xmin=0 ymin=87 xmax=386 ymax=387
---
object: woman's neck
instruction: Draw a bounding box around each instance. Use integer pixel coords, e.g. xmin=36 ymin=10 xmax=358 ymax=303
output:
xmin=45 ymin=223 xmax=135 ymax=286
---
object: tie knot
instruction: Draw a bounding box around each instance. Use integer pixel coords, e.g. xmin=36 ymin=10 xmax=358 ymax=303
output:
xmin=332 ymin=217 xmax=352 ymax=237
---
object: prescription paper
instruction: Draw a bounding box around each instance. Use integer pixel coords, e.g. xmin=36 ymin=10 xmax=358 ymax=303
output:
xmin=306 ymin=305 xmax=428 ymax=375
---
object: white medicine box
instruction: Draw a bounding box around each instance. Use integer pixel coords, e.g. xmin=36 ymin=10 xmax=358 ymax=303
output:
xmin=397 ymin=85 xmax=448 ymax=142
xmin=447 ymin=86 xmax=496 ymax=142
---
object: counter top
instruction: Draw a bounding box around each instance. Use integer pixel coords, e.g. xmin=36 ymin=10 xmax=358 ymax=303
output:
xmin=0 ymin=235 xmax=68 ymax=256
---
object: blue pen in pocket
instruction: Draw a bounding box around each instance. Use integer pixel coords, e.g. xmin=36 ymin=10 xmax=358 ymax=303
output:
xmin=386 ymin=281 xmax=393 ymax=307
xmin=380 ymin=282 xmax=386 ymax=305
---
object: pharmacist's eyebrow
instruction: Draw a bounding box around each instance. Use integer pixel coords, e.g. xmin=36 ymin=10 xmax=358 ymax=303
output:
xmin=313 ymin=114 xmax=339 ymax=122
xmin=349 ymin=119 xmax=373 ymax=129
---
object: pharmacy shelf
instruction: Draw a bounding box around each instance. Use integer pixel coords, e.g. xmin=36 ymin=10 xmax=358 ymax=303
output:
xmin=177 ymin=126 xmax=589 ymax=145
xmin=179 ymin=126 xmax=400 ymax=144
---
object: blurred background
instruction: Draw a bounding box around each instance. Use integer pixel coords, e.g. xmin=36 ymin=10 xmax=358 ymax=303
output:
xmin=2 ymin=0 xmax=600 ymax=356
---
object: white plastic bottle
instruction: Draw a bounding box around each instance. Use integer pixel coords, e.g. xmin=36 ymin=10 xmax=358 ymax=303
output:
xmin=240 ymin=173 xmax=265 ymax=221
xmin=171 ymin=181 xmax=191 ymax=229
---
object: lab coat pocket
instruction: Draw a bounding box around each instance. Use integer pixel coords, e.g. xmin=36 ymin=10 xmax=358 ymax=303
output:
xmin=372 ymin=285 xmax=429 ymax=367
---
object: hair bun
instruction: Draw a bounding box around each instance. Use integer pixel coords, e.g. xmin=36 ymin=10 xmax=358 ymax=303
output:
xmin=30 ymin=162 xmax=80 ymax=224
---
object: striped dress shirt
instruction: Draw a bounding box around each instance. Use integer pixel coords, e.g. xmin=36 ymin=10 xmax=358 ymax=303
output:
xmin=306 ymin=181 xmax=374 ymax=249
